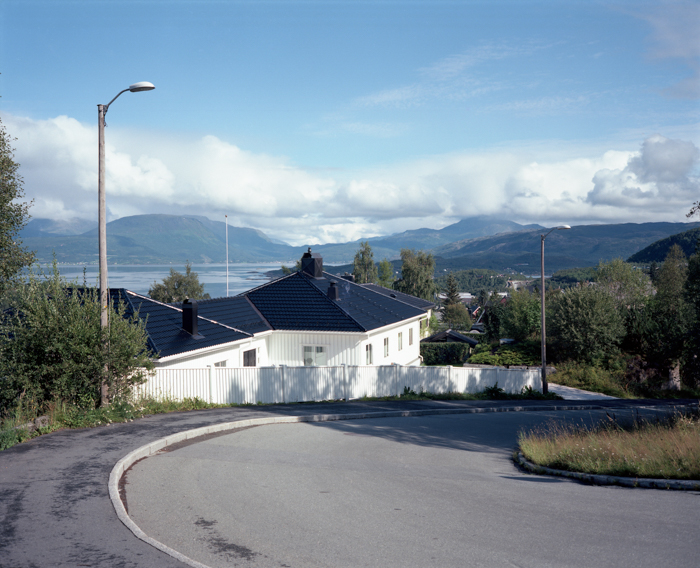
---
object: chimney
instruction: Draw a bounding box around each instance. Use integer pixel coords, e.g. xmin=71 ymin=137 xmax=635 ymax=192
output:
xmin=328 ymin=281 xmax=340 ymax=300
xmin=341 ymin=272 xmax=355 ymax=283
xmin=182 ymin=298 xmax=199 ymax=336
xmin=301 ymin=247 xmax=323 ymax=278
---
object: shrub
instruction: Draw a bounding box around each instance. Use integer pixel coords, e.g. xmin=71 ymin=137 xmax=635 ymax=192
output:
xmin=420 ymin=343 xmax=471 ymax=366
xmin=0 ymin=264 xmax=153 ymax=412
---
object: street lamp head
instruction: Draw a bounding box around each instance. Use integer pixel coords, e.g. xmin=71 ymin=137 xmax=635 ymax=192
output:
xmin=558 ymin=225 xmax=571 ymax=230
xmin=128 ymin=81 xmax=155 ymax=92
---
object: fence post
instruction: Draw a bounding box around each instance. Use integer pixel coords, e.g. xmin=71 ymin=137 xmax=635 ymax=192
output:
xmin=208 ymin=365 xmax=214 ymax=404
xmin=394 ymin=363 xmax=399 ymax=397
xmin=281 ymin=365 xmax=286 ymax=404
xmin=342 ymin=363 xmax=348 ymax=401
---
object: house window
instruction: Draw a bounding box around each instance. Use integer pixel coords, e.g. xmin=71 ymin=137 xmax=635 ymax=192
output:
xmin=365 ymin=344 xmax=373 ymax=365
xmin=214 ymin=360 xmax=227 ymax=368
xmin=409 ymin=328 xmax=414 ymax=346
xmin=303 ymin=346 xmax=327 ymax=366
xmin=384 ymin=337 xmax=389 ymax=358
xmin=243 ymin=349 xmax=256 ymax=367
xmin=398 ymin=332 xmax=403 ymax=351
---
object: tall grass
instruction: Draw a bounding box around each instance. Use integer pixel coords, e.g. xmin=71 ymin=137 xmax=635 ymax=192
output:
xmin=519 ymin=408 xmax=700 ymax=480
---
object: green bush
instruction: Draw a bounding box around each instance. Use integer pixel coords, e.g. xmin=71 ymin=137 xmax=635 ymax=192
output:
xmin=467 ymin=340 xmax=540 ymax=366
xmin=420 ymin=343 xmax=471 ymax=366
xmin=0 ymin=264 xmax=153 ymax=412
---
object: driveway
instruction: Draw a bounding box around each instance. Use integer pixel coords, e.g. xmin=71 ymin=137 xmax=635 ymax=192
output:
xmin=0 ymin=398 xmax=696 ymax=568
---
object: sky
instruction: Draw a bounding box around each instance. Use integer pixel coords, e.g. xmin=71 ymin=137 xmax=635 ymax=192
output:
xmin=1 ymin=0 xmax=699 ymax=246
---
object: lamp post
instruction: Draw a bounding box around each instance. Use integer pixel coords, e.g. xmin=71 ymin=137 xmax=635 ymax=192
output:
xmin=98 ymin=82 xmax=155 ymax=406
xmin=540 ymin=224 xmax=570 ymax=394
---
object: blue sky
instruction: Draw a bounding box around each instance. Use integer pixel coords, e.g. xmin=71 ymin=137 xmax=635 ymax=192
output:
xmin=1 ymin=0 xmax=698 ymax=246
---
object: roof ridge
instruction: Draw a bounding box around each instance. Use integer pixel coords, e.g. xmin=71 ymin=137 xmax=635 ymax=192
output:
xmin=361 ymin=282 xmax=435 ymax=309
xmin=305 ymin=272 xmax=367 ymax=332
xmin=236 ymin=270 xmax=299 ymax=297
xmin=125 ymin=290 xmax=253 ymax=336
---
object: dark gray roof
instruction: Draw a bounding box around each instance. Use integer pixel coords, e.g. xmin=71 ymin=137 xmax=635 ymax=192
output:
xmin=240 ymin=271 xmax=426 ymax=332
xmin=360 ymin=283 xmax=436 ymax=311
xmin=112 ymin=289 xmax=252 ymax=358
xmin=420 ymin=328 xmax=478 ymax=346
xmin=112 ymin=270 xmax=429 ymax=358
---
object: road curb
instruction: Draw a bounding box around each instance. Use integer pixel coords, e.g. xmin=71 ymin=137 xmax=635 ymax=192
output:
xmin=108 ymin=402 xmax=696 ymax=567
xmin=515 ymin=452 xmax=700 ymax=491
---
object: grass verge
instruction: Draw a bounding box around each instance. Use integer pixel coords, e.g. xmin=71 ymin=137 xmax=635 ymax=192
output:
xmin=551 ymin=361 xmax=700 ymax=399
xmin=518 ymin=407 xmax=700 ymax=480
xmin=1 ymin=383 xmax=560 ymax=451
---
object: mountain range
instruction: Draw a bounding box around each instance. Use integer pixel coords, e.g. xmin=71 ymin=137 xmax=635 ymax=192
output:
xmin=19 ymin=214 xmax=700 ymax=273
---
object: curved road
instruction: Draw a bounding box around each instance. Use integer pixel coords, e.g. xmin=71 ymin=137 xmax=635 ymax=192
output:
xmin=0 ymin=399 xmax=697 ymax=568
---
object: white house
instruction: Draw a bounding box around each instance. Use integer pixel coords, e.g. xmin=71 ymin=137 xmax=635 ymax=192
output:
xmin=115 ymin=250 xmax=435 ymax=370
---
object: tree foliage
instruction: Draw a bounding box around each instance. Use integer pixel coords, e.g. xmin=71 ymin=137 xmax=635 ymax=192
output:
xmin=377 ymin=258 xmax=394 ymax=288
xmin=645 ymin=245 xmax=690 ymax=387
xmin=0 ymin=266 xmax=153 ymax=411
xmin=683 ymin=244 xmax=700 ymax=385
xmin=549 ymin=285 xmax=625 ymax=366
xmin=501 ymin=289 xmax=541 ymax=341
xmin=149 ymin=262 xmax=211 ymax=303
xmin=352 ymin=241 xmax=378 ymax=284
xmin=434 ymin=268 xmax=523 ymax=294
xmin=0 ymin=116 xmax=34 ymax=298
xmin=442 ymin=273 xmax=461 ymax=306
xmin=443 ymin=302 xmax=472 ymax=330
xmin=394 ymin=249 xmax=436 ymax=301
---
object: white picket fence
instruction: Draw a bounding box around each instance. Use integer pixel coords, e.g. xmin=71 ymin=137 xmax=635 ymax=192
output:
xmin=134 ymin=365 xmax=542 ymax=405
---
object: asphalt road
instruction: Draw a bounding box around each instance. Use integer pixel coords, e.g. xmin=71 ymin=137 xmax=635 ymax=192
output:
xmin=0 ymin=398 xmax=697 ymax=568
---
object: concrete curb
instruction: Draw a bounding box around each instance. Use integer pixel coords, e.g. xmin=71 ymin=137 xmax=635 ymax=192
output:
xmin=515 ymin=452 xmax=700 ymax=491
xmin=109 ymin=403 xmax=698 ymax=567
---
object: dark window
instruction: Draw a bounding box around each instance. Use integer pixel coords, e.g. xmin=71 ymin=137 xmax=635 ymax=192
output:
xmin=243 ymin=349 xmax=256 ymax=367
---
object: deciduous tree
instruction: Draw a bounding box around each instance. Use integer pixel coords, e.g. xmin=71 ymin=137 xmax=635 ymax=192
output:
xmin=647 ymin=245 xmax=690 ymax=388
xmin=393 ymin=249 xmax=436 ymax=301
xmin=377 ymin=258 xmax=394 ymax=288
xmin=149 ymin=262 xmax=211 ymax=303
xmin=501 ymin=289 xmax=541 ymax=341
xmin=0 ymin=116 xmax=34 ymax=298
xmin=549 ymin=284 xmax=625 ymax=366
xmin=352 ymin=241 xmax=378 ymax=284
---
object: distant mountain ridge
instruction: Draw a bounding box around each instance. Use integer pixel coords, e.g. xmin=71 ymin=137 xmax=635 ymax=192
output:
xmin=627 ymin=227 xmax=700 ymax=263
xmin=18 ymin=214 xmax=700 ymax=272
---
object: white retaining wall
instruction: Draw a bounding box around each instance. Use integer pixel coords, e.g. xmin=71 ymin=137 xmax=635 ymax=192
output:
xmin=134 ymin=365 xmax=542 ymax=405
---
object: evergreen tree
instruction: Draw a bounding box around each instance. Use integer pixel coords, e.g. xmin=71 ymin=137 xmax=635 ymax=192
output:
xmin=0 ymin=116 xmax=34 ymax=298
xmin=442 ymin=273 xmax=461 ymax=306
xmin=149 ymin=262 xmax=211 ymax=303
xmin=393 ymin=249 xmax=436 ymax=301
xmin=352 ymin=241 xmax=378 ymax=284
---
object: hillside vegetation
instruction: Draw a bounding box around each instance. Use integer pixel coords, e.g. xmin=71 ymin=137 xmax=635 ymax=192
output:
xmin=628 ymin=228 xmax=700 ymax=263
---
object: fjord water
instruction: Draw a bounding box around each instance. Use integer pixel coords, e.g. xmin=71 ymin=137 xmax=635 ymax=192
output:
xmin=54 ymin=263 xmax=281 ymax=298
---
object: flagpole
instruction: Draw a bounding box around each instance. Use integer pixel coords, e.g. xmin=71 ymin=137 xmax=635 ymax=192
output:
xmin=225 ymin=215 xmax=229 ymax=297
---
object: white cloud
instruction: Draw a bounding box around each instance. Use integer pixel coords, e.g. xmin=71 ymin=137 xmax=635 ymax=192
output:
xmin=5 ymin=112 xmax=698 ymax=246
xmin=587 ymin=134 xmax=699 ymax=211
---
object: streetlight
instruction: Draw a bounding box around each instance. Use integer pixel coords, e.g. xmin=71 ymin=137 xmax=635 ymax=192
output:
xmin=540 ymin=224 xmax=570 ymax=394
xmin=98 ymin=81 xmax=155 ymax=406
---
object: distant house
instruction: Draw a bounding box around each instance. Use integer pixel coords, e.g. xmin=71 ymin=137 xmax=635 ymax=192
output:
xmin=116 ymin=250 xmax=433 ymax=369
